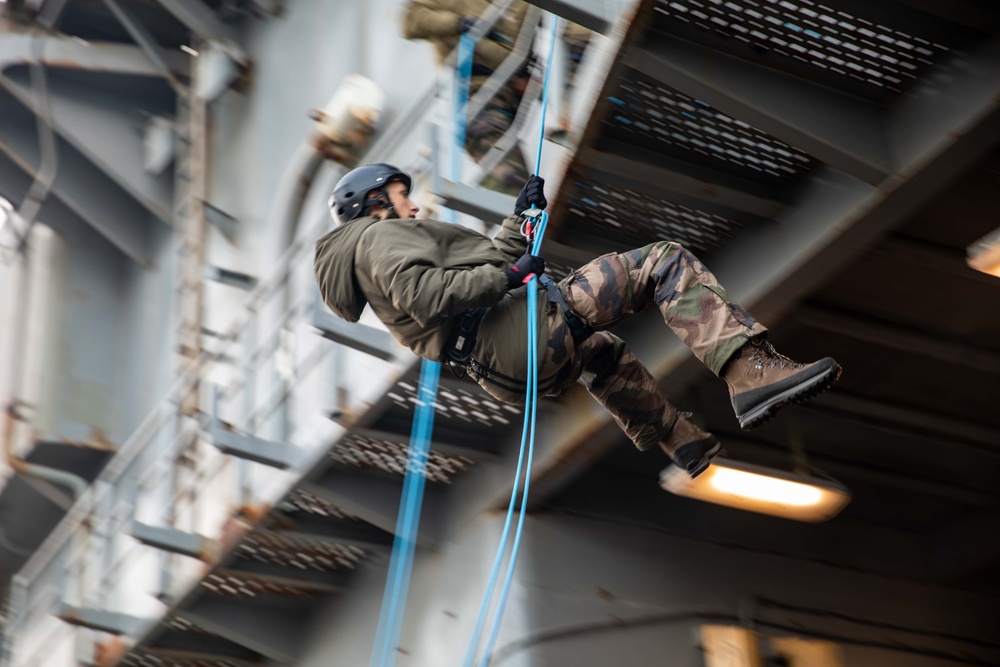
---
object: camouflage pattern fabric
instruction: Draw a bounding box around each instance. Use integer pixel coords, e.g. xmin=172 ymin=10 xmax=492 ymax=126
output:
xmin=465 ymin=101 xmax=531 ymax=196
xmin=555 ymin=241 xmax=768 ymax=452
xmin=577 ymin=331 xmax=680 ymax=452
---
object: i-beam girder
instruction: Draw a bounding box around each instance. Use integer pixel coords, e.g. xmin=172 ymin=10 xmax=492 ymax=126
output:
xmin=0 ymin=68 xmax=175 ymax=225
xmin=180 ymin=595 xmax=314 ymax=664
xmin=0 ymin=110 xmax=154 ymax=265
xmin=623 ymin=37 xmax=891 ymax=185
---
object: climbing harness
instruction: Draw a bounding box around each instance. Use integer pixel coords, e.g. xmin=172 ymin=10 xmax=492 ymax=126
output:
xmin=443 ymin=307 xmax=488 ymax=377
xmin=371 ymin=13 xmax=559 ymax=667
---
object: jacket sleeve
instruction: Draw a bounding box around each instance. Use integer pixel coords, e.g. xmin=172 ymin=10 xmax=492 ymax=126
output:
xmin=403 ymin=0 xmax=462 ymax=39
xmin=379 ymin=261 xmax=509 ymax=327
xmin=491 ymin=214 xmax=529 ymax=265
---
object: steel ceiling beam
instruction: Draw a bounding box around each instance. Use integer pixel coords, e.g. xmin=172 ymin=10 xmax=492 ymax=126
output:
xmin=0 ymin=129 xmax=153 ymax=265
xmin=580 ymin=145 xmax=790 ymax=219
xmin=0 ymin=73 xmax=174 ymax=225
xmin=885 ymin=0 xmax=1000 ymax=32
xmin=267 ymin=512 xmax=394 ymax=553
xmin=182 ymin=597 xmax=312 ymax=664
xmin=268 ymin=525 xmax=393 ymax=554
xmin=795 ymin=306 xmax=1000 ymax=375
xmin=154 ymin=0 xmax=240 ymax=45
xmin=305 ymin=467 xmax=446 ymax=548
xmin=131 ymin=648 xmax=260 ymax=667
xmin=623 ymin=37 xmax=891 ymax=185
xmin=929 ymin=512 xmax=1000 ymax=583
xmin=873 ymin=235 xmax=1000 ymax=288
xmin=810 ymin=392 xmax=1000 ymax=452
xmin=524 ymin=0 xmax=629 ymax=35
xmin=125 ymin=626 xmax=264 ymax=663
xmin=0 ymin=29 xmax=186 ymax=78
xmin=102 ymin=0 xmax=184 ymax=90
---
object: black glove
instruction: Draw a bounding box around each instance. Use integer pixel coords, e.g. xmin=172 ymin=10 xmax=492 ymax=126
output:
xmin=504 ymin=253 xmax=545 ymax=288
xmin=460 ymin=16 xmax=478 ymax=33
xmin=514 ymin=175 xmax=547 ymax=216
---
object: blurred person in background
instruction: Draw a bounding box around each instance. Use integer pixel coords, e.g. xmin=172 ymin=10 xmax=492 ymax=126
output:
xmin=402 ymin=0 xmax=532 ymax=194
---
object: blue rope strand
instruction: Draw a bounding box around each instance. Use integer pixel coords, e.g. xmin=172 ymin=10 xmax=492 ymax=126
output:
xmin=370 ymin=29 xmax=478 ymax=665
xmin=460 ymin=369 xmax=534 ymax=667
xmin=455 ymin=32 xmax=475 ymax=161
xmin=476 ymin=262 xmax=541 ymax=667
xmin=466 ymin=16 xmax=559 ymax=667
xmin=370 ymin=360 xmax=440 ymax=667
xmin=533 ymin=19 xmax=559 ymax=175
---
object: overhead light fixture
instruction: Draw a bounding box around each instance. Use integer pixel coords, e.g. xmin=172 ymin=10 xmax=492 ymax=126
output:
xmin=967 ymin=227 xmax=1000 ymax=278
xmin=180 ymin=45 xmax=200 ymax=57
xmin=660 ymin=458 xmax=851 ymax=523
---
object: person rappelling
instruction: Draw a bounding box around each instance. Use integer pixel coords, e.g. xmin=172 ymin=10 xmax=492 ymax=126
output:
xmin=314 ymin=164 xmax=841 ymax=478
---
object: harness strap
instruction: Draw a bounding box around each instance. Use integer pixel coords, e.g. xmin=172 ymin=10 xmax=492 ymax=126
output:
xmin=443 ymin=307 xmax=488 ymax=377
xmin=541 ymin=277 xmax=594 ymax=346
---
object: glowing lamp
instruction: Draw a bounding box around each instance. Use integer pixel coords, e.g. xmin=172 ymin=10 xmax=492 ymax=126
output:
xmin=660 ymin=458 xmax=851 ymax=523
xmin=967 ymin=227 xmax=1000 ymax=278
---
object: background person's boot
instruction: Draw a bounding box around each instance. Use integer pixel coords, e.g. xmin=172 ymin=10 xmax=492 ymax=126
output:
xmin=660 ymin=413 xmax=722 ymax=479
xmin=723 ymin=338 xmax=841 ymax=429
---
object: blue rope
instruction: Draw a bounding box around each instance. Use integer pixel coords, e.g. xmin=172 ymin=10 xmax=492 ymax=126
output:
xmin=453 ymin=32 xmax=476 ymax=182
xmin=370 ymin=360 xmax=440 ymax=667
xmin=370 ymin=31 xmax=478 ymax=667
xmin=464 ymin=16 xmax=559 ymax=667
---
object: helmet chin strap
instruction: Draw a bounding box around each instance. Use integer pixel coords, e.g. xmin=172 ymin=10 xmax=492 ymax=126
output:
xmin=368 ymin=189 xmax=396 ymax=219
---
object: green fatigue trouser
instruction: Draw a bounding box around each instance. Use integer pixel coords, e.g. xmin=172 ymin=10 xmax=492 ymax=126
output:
xmin=465 ymin=101 xmax=531 ymax=196
xmin=556 ymin=242 xmax=768 ymax=453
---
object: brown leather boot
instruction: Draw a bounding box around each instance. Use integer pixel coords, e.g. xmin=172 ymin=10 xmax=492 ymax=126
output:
xmin=723 ymin=337 xmax=841 ymax=429
xmin=659 ymin=413 xmax=722 ymax=479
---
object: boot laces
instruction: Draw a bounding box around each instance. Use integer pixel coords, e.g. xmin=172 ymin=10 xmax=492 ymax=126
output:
xmin=747 ymin=340 xmax=803 ymax=370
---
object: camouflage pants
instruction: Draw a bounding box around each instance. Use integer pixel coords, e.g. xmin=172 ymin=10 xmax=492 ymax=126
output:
xmin=559 ymin=242 xmax=768 ymax=453
xmin=465 ymin=103 xmax=531 ymax=196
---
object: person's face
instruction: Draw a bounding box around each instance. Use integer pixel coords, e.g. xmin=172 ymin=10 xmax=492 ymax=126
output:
xmin=378 ymin=180 xmax=419 ymax=220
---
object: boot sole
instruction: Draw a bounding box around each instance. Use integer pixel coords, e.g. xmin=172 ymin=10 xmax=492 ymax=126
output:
xmin=673 ymin=438 xmax=723 ymax=479
xmin=687 ymin=440 xmax=723 ymax=478
xmin=735 ymin=361 xmax=842 ymax=430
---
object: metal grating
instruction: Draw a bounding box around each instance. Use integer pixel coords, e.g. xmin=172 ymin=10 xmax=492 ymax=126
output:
xmin=332 ymin=434 xmax=474 ymax=483
xmin=605 ymin=74 xmax=812 ymax=180
xmin=655 ymin=0 xmax=948 ymax=92
xmin=565 ymin=179 xmax=742 ymax=251
xmin=282 ymin=489 xmax=359 ymax=521
xmin=236 ymin=531 xmax=366 ymax=571
xmin=121 ymin=654 xmax=249 ymax=667
xmin=387 ymin=380 xmax=522 ymax=426
xmin=200 ymin=571 xmax=317 ymax=599
xmin=166 ymin=616 xmax=208 ymax=634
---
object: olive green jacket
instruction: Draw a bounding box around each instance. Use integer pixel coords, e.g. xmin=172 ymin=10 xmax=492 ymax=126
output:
xmin=315 ymin=214 xmax=550 ymax=384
